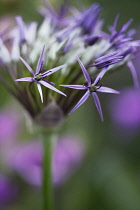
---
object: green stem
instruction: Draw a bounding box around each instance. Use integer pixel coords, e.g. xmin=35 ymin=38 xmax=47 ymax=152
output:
xmin=42 ymin=131 xmax=55 ymax=210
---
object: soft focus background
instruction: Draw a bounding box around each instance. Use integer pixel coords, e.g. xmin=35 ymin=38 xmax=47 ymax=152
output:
xmin=1 ymin=0 xmax=140 ymax=210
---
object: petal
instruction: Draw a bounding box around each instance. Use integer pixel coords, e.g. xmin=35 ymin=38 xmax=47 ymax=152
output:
xmin=95 ymin=58 xmax=122 ymax=69
xmin=39 ymin=80 xmax=67 ymax=97
xmin=20 ymin=56 xmax=34 ymax=75
xmin=77 ymin=57 xmax=91 ymax=85
xmin=120 ymin=19 xmax=133 ymax=34
xmin=36 ymin=45 xmax=45 ymax=74
xmin=41 ymin=64 xmax=66 ymax=77
xmin=27 ymin=22 xmax=38 ymax=44
xmin=112 ymin=14 xmax=119 ymax=31
xmin=109 ymin=15 xmax=119 ymax=39
xmin=15 ymin=77 xmax=34 ymax=82
xmin=36 ymin=82 xmax=43 ymax=103
xmin=42 ymin=79 xmax=55 ymax=85
xmin=92 ymin=92 xmax=103 ymax=121
xmin=96 ymin=86 xmax=120 ymax=94
xmin=16 ymin=16 xmax=26 ymax=43
xmin=127 ymin=61 xmax=139 ymax=88
xmin=93 ymin=67 xmax=107 ymax=85
xmin=94 ymin=51 xmax=121 ymax=63
xmin=69 ymin=90 xmax=90 ymax=114
xmin=85 ymin=36 xmax=101 ymax=46
xmin=60 ymin=85 xmax=87 ymax=90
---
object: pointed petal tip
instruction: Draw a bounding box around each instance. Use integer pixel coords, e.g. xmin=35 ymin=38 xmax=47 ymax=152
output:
xmin=19 ymin=56 xmax=34 ymax=75
xmin=110 ymin=90 xmax=120 ymax=94
xmin=76 ymin=56 xmax=80 ymax=60
xmin=62 ymin=64 xmax=66 ymax=67
xmin=41 ymin=45 xmax=46 ymax=53
xmin=101 ymin=116 xmax=104 ymax=122
xmin=116 ymin=91 xmax=120 ymax=94
xmin=15 ymin=77 xmax=34 ymax=82
xmin=39 ymin=80 xmax=67 ymax=97
xmin=62 ymin=93 xmax=67 ymax=97
xmin=76 ymin=57 xmax=91 ymax=85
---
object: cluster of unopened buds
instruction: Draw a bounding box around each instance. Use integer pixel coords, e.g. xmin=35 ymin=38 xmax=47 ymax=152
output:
xmin=0 ymin=2 xmax=140 ymax=126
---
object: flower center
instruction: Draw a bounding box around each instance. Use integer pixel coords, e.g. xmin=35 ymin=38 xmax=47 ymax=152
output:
xmin=89 ymin=84 xmax=97 ymax=92
xmin=35 ymin=73 xmax=42 ymax=81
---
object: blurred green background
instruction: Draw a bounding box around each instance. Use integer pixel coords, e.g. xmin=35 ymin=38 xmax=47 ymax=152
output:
xmin=0 ymin=0 xmax=140 ymax=210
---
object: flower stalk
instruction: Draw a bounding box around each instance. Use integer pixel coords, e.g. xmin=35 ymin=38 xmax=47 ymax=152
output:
xmin=41 ymin=130 xmax=56 ymax=210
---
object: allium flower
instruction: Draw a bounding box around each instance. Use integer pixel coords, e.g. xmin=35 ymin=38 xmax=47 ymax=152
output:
xmin=15 ymin=46 xmax=66 ymax=102
xmin=60 ymin=57 xmax=119 ymax=121
xmin=5 ymin=136 xmax=84 ymax=186
xmin=0 ymin=3 xmax=140 ymax=209
xmin=0 ymin=2 xmax=139 ymax=125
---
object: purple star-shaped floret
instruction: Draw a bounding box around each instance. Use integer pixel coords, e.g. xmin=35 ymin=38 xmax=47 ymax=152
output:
xmin=109 ymin=15 xmax=135 ymax=48
xmin=60 ymin=57 xmax=119 ymax=121
xmin=15 ymin=46 xmax=66 ymax=102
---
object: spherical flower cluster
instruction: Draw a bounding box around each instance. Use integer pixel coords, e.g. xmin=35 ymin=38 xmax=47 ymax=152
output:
xmin=0 ymin=2 xmax=139 ymax=126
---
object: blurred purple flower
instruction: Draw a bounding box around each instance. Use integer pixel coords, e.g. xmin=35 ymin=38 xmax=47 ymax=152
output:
xmin=5 ymin=136 xmax=84 ymax=186
xmin=0 ymin=110 xmax=20 ymax=142
xmin=0 ymin=174 xmax=18 ymax=207
xmin=53 ymin=136 xmax=84 ymax=185
xmin=109 ymin=88 xmax=140 ymax=134
xmin=6 ymin=141 xmax=42 ymax=186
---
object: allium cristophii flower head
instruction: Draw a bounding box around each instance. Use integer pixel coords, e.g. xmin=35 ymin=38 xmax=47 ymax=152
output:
xmin=5 ymin=136 xmax=84 ymax=186
xmin=0 ymin=2 xmax=139 ymax=125
xmin=109 ymin=88 xmax=140 ymax=135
